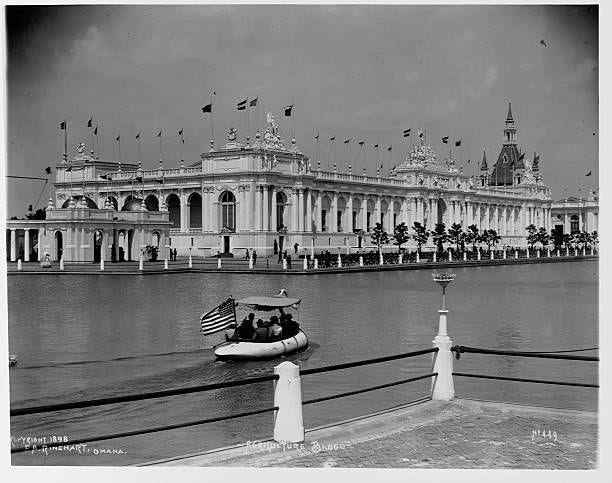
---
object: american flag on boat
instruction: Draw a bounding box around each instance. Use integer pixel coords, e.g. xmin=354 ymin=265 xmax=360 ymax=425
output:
xmin=200 ymin=297 xmax=237 ymax=335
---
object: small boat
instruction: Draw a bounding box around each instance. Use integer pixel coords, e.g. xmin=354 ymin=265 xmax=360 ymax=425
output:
xmin=212 ymin=291 xmax=309 ymax=360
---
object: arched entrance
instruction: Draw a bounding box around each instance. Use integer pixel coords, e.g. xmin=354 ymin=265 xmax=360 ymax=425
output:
xmin=54 ymin=231 xmax=63 ymax=261
xmin=189 ymin=193 xmax=202 ymax=229
xmin=276 ymin=192 xmax=287 ymax=230
xmin=145 ymin=194 xmax=159 ymax=211
xmin=166 ymin=194 xmax=181 ymax=228
xmin=93 ymin=230 xmax=104 ymax=262
xmin=219 ymin=191 xmax=236 ymax=231
xmin=437 ymin=199 xmax=447 ymax=225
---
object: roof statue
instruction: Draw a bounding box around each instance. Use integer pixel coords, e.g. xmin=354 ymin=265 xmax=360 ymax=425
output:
xmin=227 ymin=126 xmax=238 ymax=142
xmin=262 ymin=112 xmax=286 ymax=150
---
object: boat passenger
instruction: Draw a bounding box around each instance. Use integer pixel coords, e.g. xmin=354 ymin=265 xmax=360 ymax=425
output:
xmin=268 ymin=315 xmax=282 ymax=340
xmin=252 ymin=319 xmax=269 ymax=342
xmin=283 ymin=314 xmax=300 ymax=338
xmin=237 ymin=313 xmax=256 ymax=339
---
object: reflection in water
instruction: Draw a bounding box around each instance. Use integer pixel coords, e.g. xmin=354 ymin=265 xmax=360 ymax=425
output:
xmin=8 ymin=261 xmax=597 ymax=465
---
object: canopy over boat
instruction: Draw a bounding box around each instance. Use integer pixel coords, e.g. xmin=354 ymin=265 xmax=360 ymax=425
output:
xmin=236 ymin=295 xmax=301 ymax=310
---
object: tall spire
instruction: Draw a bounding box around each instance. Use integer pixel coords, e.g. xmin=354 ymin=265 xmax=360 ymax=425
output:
xmin=506 ymin=102 xmax=514 ymax=122
xmin=503 ymin=102 xmax=517 ymax=144
xmin=480 ymin=150 xmax=488 ymax=171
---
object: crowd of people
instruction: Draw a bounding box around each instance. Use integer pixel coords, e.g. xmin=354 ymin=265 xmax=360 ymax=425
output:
xmin=228 ymin=312 xmax=300 ymax=342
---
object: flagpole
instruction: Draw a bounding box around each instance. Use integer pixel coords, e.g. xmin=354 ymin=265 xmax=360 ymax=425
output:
xmin=117 ymin=137 xmax=122 ymax=172
xmin=63 ymin=119 xmax=68 ymax=162
xmin=90 ymin=122 xmax=94 ymax=158
xmin=210 ymin=91 xmax=215 ymax=151
xmin=159 ymin=130 xmax=163 ymax=166
xmin=246 ymin=99 xmax=250 ymax=145
xmin=138 ymin=136 xmax=142 ymax=168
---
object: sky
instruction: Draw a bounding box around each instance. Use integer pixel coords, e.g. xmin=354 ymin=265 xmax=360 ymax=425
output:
xmin=4 ymin=3 xmax=598 ymax=217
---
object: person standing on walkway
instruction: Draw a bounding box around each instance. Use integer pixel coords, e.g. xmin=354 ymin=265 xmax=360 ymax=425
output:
xmin=245 ymin=248 xmax=249 ymax=260
xmin=287 ymin=254 xmax=292 ymax=269
xmin=252 ymin=250 xmax=257 ymax=265
xmin=294 ymin=242 xmax=299 ymax=254
xmin=278 ymin=249 xmax=283 ymax=264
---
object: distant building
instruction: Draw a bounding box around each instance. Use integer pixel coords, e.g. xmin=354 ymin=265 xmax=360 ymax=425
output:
xmin=7 ymin=104 xmax=555 ymax=262
xmin=551 ymin=192 xmax=599 ymax=235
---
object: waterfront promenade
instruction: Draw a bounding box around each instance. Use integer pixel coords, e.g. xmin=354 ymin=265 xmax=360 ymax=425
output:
xmin=147 ymin=398 xmax=597 ymax=469
xmin=6 ymin=253 xmax=598 ymax=275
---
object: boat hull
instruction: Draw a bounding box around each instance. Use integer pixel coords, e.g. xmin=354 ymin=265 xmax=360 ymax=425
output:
xmin=214 ymin=330 xmax=308 ymax=360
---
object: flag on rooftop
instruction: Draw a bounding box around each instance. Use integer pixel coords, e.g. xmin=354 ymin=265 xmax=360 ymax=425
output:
xmin=418 ymin=130 xmax=424 ymax=138
xmin=344 ymin=139 xmax=350 ymax=144
xmin=87 ymin=117 xmax=93 ymax=128
xmin=387 ymin=146 xmax=392 ymax=151
xmin=374 ymin=144 xmax=379 ymax=148
xmin=135 ymin=133 xmax=140 ymax=140
xmin=201 ymin=298 xmax=237 ymax=335
xmin=403 ymin=129 xmax=411 ymax=137
xmin=60 ymin=120 xmax=66 ymax=130
xmin=249 ymin=97 xmax=258 ymax=107
xmin=202 ymin=104 xmax=212 ymax=114
xmin=94 ymin=125 xmax=98 ymax=135
xmin=237 ymin=99 xmax=247 ymax=111
xmin=358 ymin=141 xmax=365 ymax=146
xmin=442 ymin=136 xmax=449 ymax=144
xmin=586 ymin=170 xmax=592 ymax=176
xmin=115 ymin=135 xmax=120 ymax=142
xmin=284 ymin=105 xmax=293 ymax=117
xmin=314 ymin=133 xmax=319 ymax=140
xmin=330 ymin=136 xmax=336 ymax=141
xmin=45 ymin=167 xmax=52 ymax=174
xmin=178 ymin=129 xmax=183 ymax=136
xmin=455 ymin=139 xmax=462 ymax=147
xmin=157 ymin=130 xmax=162 ymax=138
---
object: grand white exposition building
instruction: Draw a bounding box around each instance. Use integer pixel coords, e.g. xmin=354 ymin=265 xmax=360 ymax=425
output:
xmin=8 ymin=105 xmax=557 ymax=262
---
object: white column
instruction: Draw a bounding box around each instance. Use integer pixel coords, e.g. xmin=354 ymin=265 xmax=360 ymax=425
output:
xmin=402 ymin=197 xmax=409 ymax=226
xmin=255 ymin=185 xmax=262 ymax=231
xmin=389 ymin=198 xmax=395 ymax=231
xmin=298 ymin=188 xmax=304 ymax=232
xmin=431 ymin=198 xmax=438 ymax=228
xmin=375 ymin=196 xmax=381 ymax=228
xmin=250 ymin=183 xmax=256 ymax=230
xmin=331 ymin=192 xmax=338 ymax=232
xmin=306 ymin=189 xmax=312 ymax=233
xmin=271 ymin=185 xmax=277 ymax=232
xmin=201 ymin=188 xmax=208 ymax=232
xmin=362 ymin=197 xmax=368 ymax=231
xmin=179 ymin=192 xmax=187 ymax=232
xmin=316 ymin=191 xmax=322 ymax=232
xmin=347 ymin=195 xmax=354 ymax=232
xmin=10 ymin=229 xmax=16 ymax=261
xmin=431 ymin=308 xmax=454 ymax=401
xmin=412 ymin=198 xmax=418 ymax=226
xmin=292 ymin=188 xmax=299 ymax=231
xmin=37 ymin=230 xmax=42 ymax=261
xmin=24 ymin=230 xmax=30 ymax=262
xmin=262 ymin=185 xmax=269 ymax=231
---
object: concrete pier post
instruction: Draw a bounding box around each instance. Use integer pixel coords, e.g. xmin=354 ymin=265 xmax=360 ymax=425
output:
xmin=526 ymin=248 xmax=530 ymax=258
xmin=477 ymin=250 xmax=481 ymax=261
xmin=217 ymin=258 xmax=222 ymax=269
xmin=164 ymin=259 xmax=168 ymax=270
xmin=337 ymin=253 xmax=342 ymax=267
xmin=273 ymin=361 xmax=304 ymax=443
xmin=139 ymin=256 xmax=144 ymax=271
xmin=537 ymin=250 xmax=541 ymax=258
xmin=433 ymin=252 xmax=437 ymax=263
xmin=590 ymin=246 xmax=594 ymax=256
xmin=416 ymin=252 xmax=420 ymax=263
xmin=282 ymin=258 xmax=287 ymax=270
xmin=314 ymin=259 xmax=319 ymax=269
xmin=448 ymin=251 xmax=452 ymax=262
xmin=490 ymin=250 xmax=494 ymax=260
xmin=188 ymin=254 xmax=193 ymax=268
xmin=60 ymin=257 xmax=64 ymax=271
xmin=566 ymin=246 xmax=569 ymax=257
xmin=17 ymin=259 xmax=22 ymax=271
xmin=432 ymin=309 xmax=454 ymax=401
xmin=463 ymin=251 xmax=467 ymax=261
xmin=556 ymin=249 xmax=560 ymax=257
xmin=100 ymin=251 xmax=104 ymax=271
xmin=302 ymin=256 xmax=307 ymax=270
xmin=359 ymin=255 xmax=363 ymax=267
xmin=503 ymin=249 xmax=507 ymax=260
xmin=379 ymin=251 xmax=383 ymax=266
xmin=399 ymin=253 xmax=403 ymax=264
xmin=582 ymin=246 xmax=586 ymax=256
xmin=249 ymin=252 xmax=254 ymax=269
xmin=547 ymin=248 xmax=551 ymax=258
xmin=514 ymin=249 xmax=518 ymax=259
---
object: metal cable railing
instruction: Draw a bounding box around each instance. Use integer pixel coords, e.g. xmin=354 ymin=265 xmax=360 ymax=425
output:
xmin=11 ymin=373 xmax=280 ymax=416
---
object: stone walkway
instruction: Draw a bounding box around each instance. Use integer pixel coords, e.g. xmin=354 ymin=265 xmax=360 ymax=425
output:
xmin=148 ymin=398 xmax=597 ymax=469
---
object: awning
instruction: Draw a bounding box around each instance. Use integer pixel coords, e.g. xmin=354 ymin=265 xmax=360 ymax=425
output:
xmin=236 ymin=296 xmax=301 ymax=310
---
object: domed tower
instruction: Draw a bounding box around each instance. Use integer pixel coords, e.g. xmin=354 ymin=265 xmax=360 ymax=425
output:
xmin=490 ymin=102 xmax=522 ymax=186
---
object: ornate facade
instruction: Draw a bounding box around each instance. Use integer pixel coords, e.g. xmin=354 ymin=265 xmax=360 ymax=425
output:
xmin=9 ymin=106 xmax=554 ymax=261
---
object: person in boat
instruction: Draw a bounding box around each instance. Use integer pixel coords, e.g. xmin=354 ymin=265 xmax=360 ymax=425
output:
xmin=252 ymin=319 xmax=269 ymax=342
xmin=267 ymin=315 xmax=282 ymax=340
xmin=282 ymin=313 xmax=300 ymax=338
xmin=237 ymin=313 xmax=256 ymax=339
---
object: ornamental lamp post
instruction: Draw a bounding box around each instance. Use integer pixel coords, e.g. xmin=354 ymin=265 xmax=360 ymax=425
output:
xmin=431 ymin=271 xmax=456 ymax=401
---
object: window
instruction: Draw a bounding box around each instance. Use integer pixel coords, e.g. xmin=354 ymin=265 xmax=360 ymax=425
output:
xmin=337 ymin=210 xmax=342 ymax=231
xmin=366 ymin=212 xmax=371 ymax=231
xmin=352 ymin=211 xmax=357 ymax=231
xmin=393 ymin=213 xmax=398 ymax=228
xmin=321 ymin=209 xmax=327 ymax=231
xmin=570 ymin=222 xmax=579 ymax=233
xmin=220 ymin=191 xmax=236 ymax=231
